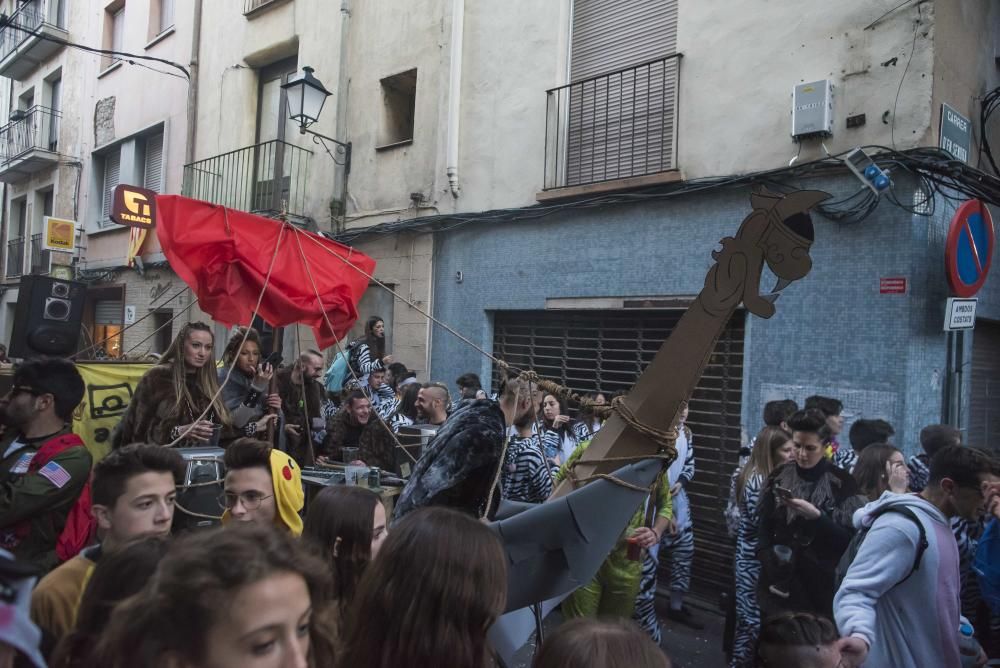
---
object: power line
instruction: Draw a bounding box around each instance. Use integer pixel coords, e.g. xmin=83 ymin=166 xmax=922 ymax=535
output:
xmin=0 ymin=15 xmax=190 ymax=79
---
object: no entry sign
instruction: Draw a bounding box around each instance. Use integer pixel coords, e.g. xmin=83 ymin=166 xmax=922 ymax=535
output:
xmin=945 ymin=200 xmax=994 ymax=298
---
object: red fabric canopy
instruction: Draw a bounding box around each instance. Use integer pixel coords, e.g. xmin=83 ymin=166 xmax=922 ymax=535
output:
xmin=155 ymin=195 xmax=375 ymax=349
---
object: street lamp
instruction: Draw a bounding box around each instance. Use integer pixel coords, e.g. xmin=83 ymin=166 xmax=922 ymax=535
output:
xmin=281 ymin=66 xmax=351 ymax=173
xmin=282 ymin=66 xmax=330 ymax=132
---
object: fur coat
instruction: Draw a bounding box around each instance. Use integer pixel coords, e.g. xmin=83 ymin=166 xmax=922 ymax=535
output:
xmin=112 ymin=365 xmax=235 ymax=448
xmin=321 ymin=409 xmax=396 ymax=471
xmin=393 ymin=399 xmax=506 ymax=523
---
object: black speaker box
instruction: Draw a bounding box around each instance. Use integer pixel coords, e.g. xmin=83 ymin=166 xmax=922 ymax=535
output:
xmin=9 ymin=275 xmax=86 ymax=359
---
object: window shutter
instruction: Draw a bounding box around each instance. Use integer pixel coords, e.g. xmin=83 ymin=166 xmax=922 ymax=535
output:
xmin=95 ymin=300 xmax=123 ymax=325
xmin=101 ymin=150 xmax=120 ymax=224
xmin=144 ymin=133 xmax=163 ymax=192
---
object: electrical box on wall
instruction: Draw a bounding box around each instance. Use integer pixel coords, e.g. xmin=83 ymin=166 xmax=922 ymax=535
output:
xmin=792 ymin=79 xmax=834 ymax=140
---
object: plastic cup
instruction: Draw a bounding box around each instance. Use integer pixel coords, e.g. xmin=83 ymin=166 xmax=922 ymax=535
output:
xmin=342 ymin=447 xmax=360 ymax=463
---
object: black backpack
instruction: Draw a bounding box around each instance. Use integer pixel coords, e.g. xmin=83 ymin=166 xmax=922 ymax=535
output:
xmin=834 ymin=504 xmax=929 ymax=590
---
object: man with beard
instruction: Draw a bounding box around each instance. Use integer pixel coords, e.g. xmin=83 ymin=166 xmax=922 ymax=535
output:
xmin=415 ymin=384 xmax=450 ymax=428
xmin=276 ymin=350 xmax=325 ymax=466
xmin=0 ymin=358 xmax=90 ymax=573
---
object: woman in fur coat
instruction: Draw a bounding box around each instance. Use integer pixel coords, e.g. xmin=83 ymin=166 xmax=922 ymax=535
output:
xmin=112 ymin=322 xmax=237 ymax=448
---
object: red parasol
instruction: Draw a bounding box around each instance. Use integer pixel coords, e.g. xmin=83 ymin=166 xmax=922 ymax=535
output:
xmin=155 ymin=195 xmax=374 ymax=349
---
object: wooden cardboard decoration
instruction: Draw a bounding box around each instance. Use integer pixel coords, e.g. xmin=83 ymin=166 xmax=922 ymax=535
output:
xmin=553 ymin=188 xmax=830 ymax=497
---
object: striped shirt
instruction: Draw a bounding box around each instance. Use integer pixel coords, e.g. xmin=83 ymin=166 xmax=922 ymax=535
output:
xmin=832 ymin=447 xmax=858 ymax=474
xmin=364 ymin=383 xmax=399 ymax=421
xmin=501 ymin=434 xmax=553 ymax=504
xmin=389 ymin=411 xmax=415 ymax=433
xmin=908 ymin=454 xmax=930 ymax=493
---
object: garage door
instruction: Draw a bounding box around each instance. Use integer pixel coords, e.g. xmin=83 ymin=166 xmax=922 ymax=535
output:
xmin=491 ymin=308 xmax=745 ymax=603
xmin=969 ymin=319 xmax=1000 ymax=451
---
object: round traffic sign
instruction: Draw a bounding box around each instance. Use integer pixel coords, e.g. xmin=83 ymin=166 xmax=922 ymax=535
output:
xmin=945 ymin=199 xmax=995 ymax=298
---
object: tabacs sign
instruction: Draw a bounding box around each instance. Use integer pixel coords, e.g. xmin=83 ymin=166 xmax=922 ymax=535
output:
xmin=110 ymin=184 xmax=156 ymax=229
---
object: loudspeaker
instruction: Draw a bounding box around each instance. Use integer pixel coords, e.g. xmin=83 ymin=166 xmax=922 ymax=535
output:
xmin=9 ymin=275 xmax=86 ymax=359
xmin=173 ymin=447 xmax=226 ymax=532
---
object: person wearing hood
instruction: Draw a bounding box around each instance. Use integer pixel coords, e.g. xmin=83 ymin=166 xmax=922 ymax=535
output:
xmin=835 ymin=445 xmax=995 ymax=667
xmin=220 ymin=439 xmax=304 ymax=536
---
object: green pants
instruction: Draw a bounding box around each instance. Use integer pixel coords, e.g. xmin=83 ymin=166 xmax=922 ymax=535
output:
xmin=562 ymin=549 xmax=642 ymax=619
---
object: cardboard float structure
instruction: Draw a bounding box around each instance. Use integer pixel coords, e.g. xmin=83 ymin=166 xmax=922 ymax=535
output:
xmin=488 ymin=189 xmax=831 ymax=650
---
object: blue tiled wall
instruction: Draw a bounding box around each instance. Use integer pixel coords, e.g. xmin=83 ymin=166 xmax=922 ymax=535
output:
xmin=429 ymin=174 xmax=960 ymax=455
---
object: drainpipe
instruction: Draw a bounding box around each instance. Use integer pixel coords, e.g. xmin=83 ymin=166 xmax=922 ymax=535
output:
xmin=185 ymin=0 xmax=203 ymax=166
xmin=335 ymin=0 xmax=351 ymax=231
xmin=445 ymin=0 xmax=464 ymax=198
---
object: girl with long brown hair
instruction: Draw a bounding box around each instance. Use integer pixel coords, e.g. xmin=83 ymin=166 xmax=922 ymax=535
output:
xmin=95 ymin=525 xmax=337 ymax=668
xmin=336 ymin=506 xmax=507 ymax=668
xmin=302 ymin=486 xmax=388 ymax=636
xmin=731 ymin=426 xmax=795 ymax=668
xmin=218 ymin=327 xmax=281 ymax=440
xmin=113 ymin=322 xmax=234 ymax=447
xmin=853 ymin=442 xmax=909 ymax=502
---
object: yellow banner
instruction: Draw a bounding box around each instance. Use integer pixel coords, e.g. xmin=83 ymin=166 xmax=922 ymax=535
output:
xmin=72 ymin=362 xmax=152 ymax=463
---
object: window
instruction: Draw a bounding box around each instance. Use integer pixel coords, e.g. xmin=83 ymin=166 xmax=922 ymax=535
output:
xmin=378 ymin=69 xmax=417 ymax=148
xmin=103 ymin=4 xmax=125 ymax=70
xmin=30 ymin=190 xmax=52 ymax=274
xmin=158 ymin=0 xmax=174 ymax=33
xmin=46 ymin=76 xmax=60 ymax=152
xmin=100 ymin=149 xmax=121 ymax=227
xmin=143 ymin=132 xmax=163 ymax=192
xmin=152 ymin=310 xmax=173 ymax=354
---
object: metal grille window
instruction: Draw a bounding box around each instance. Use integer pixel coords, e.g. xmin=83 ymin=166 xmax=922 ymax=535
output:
xmin=969 ymin=320 xmax=1000 ymax=451
xmin=492 ymin=308 xmax=745 ymax=602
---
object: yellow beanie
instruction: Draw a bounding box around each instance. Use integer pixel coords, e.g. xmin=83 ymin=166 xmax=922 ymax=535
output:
xmin=269 ymin=449 xmax=304 ymax=536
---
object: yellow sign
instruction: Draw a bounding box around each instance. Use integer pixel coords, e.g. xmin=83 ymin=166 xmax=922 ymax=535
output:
xmin=43 ymin=216 xmax=76 ymax=253
xmin=72 ymin=362 xmax=152 ymax=463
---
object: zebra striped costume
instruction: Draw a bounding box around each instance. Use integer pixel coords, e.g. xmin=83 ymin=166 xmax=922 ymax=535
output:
xmin=540 ymin=421 xmax=591 ymax=463
xmin=632 ymin=549 xmax=662 ymax=644
xmin=659 ymin=425 xmax=695 ymax=595
xmin=730 ymin=473 xmax=765 ymax=667
xmin=500 ymin=434 xmax=552 ymax=504
xmin=831 ymin=446 xmax=858 ymax=474
xmin=389 ymin=411 xmax=414 ymax=433
xmin=363 ymin=383 xmax=399 ymax=422
xmin=908 ymin=453 xmax=930 ymax=493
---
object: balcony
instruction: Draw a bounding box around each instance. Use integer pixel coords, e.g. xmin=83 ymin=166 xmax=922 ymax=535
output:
xmin=183 ymin=140 xmax=313 ymax=222
xmin=5 ymin=237 xmax=23 ymax=278
xmin=0 ymin=106 xmax=61 ymax=183
xmin=0 ymin=0 xmax=68 ymax=81
xmin=542 ymin=54 xmax=682 ymax=195
xmin=244 ymin=0 xmax=293 ymax=18
xmin=29 ymin=232 xmax=49 ymax=274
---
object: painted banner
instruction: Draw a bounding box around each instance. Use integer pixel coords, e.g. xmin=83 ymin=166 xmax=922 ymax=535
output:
xmin=72 ymin=362 xmax=151 ymax=462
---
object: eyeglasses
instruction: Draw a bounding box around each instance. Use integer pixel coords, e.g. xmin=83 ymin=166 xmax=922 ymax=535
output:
xmin=218 ymin=491 xmax=273 ymax=510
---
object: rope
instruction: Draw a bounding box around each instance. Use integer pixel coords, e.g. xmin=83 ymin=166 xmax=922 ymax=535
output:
xmin=164 ymin=220 xmax=288 ymax=448
xmin=288 ymin=227 xmax=409 ymax=460
xmin=173 ymin=498 xmax=223 ymax=522
xmin=298 ymin=231 xmax=521 ymax=374
xmin=70 ymin=286 xmax=189 ymax=360
xmin=121 ymin=299 xmax=198 ymax=358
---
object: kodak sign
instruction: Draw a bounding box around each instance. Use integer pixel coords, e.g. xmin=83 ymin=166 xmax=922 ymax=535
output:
xmin=110 ymin=184 xmax=156 ymax=229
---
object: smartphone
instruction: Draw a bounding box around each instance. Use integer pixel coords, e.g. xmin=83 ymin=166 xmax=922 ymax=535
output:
xmin=774 ymin=486 xmax=793 ymax=501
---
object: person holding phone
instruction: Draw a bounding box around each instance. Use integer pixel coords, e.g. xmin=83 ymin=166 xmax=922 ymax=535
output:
xmin=218 ymin=328 xmax=282 ymax=446
xmin=757 ymin=409 xmax=863 ymax=618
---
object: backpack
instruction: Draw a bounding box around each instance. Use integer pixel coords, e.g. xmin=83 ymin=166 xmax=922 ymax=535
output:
xmin=834 ymin=504 xmax=928 ymax=590
xmin=324 ymin=348 xmax=351 ymax=393
xmin=975 ymin=518 xmax=1000 ymax=615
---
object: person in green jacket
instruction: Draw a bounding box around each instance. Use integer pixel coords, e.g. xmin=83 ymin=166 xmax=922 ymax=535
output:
xmin=0 ymin=358 xmax=91 ymax=573
xmin=560 ymin=439 xmax=674 ymax=619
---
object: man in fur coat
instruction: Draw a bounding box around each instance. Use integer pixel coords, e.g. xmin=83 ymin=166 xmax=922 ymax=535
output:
xmin=393 ymin=376 xmax=535 ymax=522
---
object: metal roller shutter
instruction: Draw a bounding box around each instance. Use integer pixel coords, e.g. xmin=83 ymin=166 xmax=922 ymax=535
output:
xmin=144 ymin=132 xmax=164 ymax=192
xmin=969 ymin=320 xmax=1000 ymax=451
xmin=94 ymin=300 xmax=123 ymax=325
xmin=491 ymin=308 xmax=745 ymax=603
xmin=566 ymin=0 xmax=679 ymax=186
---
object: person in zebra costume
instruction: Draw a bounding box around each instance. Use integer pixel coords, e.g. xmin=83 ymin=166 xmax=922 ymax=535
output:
xmin=650 ymin=405 xmax=703 ymax=629
xmin=727 ymin=426 xmax=795 ymax=667
xmin=908 ymin=424 xmax=961 ymax=493
xmin=500 ymin=399 xmax=553 ymax=504
xmin=539 ymin=393 xmax=591 ymax=466
xmin=560 ymin=439 xmax=673 ymax=620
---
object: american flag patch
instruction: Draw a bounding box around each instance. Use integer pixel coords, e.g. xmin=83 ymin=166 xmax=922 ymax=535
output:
xmin=38 ymin=461 xmax=71 ymax=489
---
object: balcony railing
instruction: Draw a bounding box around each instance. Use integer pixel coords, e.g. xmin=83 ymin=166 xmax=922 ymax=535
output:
xmin=6 ymin=238 xmax=24 ymax=278
xmin=544 ymin=54 xmax=682 ymax=190
xmin=0 ymin=0 xmax=67 ymax=80
xmin=244 ymin=0 xmax=291 ymax=16
xmin=0 ymin=106 xmax=60 ymax=163
xmin=183 ymin=140 xmax=312 ymax=221
xmin=29 ymin=233 xmax=49 ymax=274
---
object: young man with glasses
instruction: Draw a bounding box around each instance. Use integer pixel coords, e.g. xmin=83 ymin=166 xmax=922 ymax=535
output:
xmin=221 ymin=439 xmax=303 ymax=535
xmin=835 ymin=445 xmax=997 ymax=667
xmin=31 ymin=443 xmax=184 ymax=657
xmin=0 ymin=358 xmax=90 ymax=573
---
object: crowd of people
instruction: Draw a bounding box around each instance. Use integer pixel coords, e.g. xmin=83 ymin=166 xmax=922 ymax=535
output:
xmin=0 ymin=316 xmax=999 ymax=666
